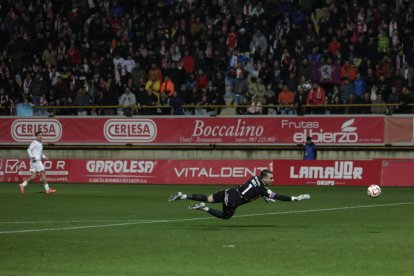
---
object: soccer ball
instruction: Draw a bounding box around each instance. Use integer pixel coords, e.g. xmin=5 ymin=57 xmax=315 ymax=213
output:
xmin=367 ymin=184 xmax=381 ymax=198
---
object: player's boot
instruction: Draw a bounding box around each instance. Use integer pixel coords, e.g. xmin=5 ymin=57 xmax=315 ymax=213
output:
xmin=18 ymin=184 xmax=25 ymax=194
xmin=188 ymin=202 xmax=206 ymax=210
xmin=45 ymin=188 xmax=57 ymax=194
xmin=298 ymin=194 xmax=311 ymax=200
xmin=168 ymin=192 xmax=184 ymax=202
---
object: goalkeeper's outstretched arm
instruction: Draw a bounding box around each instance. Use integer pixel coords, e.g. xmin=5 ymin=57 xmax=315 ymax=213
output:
xmin=265 ymin=190 xmax=311 ymax=202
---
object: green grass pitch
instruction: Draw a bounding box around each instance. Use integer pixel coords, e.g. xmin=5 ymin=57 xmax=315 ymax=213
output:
xmin=0 ymin=183 xmax=413 ymax=276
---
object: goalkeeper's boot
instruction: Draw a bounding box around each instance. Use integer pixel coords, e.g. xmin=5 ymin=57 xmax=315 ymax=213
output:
xmin=298 ymin=194 xmax=311 ymax=200
xmin=168 ymin=192 xmax=184 ymax=202
xmin=45 ymin=188 xmax=57 ymax=194
xmin=188 ymin=202 xmax=206 ymax=210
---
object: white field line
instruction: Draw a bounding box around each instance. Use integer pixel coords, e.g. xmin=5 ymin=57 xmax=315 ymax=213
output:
xmin=0 ymin=201 xmax=413 ymax=235
xmin=0 ymin=220 xmax=156 ymax=224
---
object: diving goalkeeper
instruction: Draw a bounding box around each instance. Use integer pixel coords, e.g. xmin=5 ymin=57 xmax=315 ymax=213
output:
xmin=168 ymin=169 xmax=310 ymax=220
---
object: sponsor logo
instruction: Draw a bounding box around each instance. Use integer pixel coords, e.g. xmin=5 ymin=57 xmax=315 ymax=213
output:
xmin=174 ymin=166 xmax=270 ymax=178
xmin=11 ymin=119 xmax=62 ymax=142
xmin=86 ymin=160 xmax=156 ymax=174
xmin=281 ymin=119 xmax=359 ymax=143
xmin=5 ymin=159 xmax=66 ymax=174
xmin=5 ymin=159 xmax=27 ymax=173
xmin=192 ymin=119 xmax=264 ymax=137
xmin=290 ymin=161 xmax=363 ymax=183
xmin=104 ymin=119 xmax=157 ymax=142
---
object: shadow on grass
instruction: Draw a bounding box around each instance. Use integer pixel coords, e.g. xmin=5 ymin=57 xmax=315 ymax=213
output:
xmin=187 ymin=224 xmax=311 ymax=229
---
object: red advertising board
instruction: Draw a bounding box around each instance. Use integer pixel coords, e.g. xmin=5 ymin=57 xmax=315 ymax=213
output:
xmin=273 ymin=160 xmax=382 ymax=186
xmin=385 ymin=117 xmax=414 ymax=144
xmin=380 ymin=159 xmax=414 ymax=187
xmin=0 ymin=158 xmax=410 ymax=186
xmin=0 ymin=116 xmax=385 ymax=145
xmin=0 ymin=158 xmax=272 ymax=185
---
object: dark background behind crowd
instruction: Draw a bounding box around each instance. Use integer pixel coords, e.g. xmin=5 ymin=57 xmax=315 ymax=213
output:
xmin=0 ymin=0 xmax=413 ymax=116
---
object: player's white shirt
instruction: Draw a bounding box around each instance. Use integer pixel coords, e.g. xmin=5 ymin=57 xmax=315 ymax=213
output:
xmin=27 ymin=140 xmax=46 ymax=161
xmin=27 ymin=140 xmax=47 ymax=172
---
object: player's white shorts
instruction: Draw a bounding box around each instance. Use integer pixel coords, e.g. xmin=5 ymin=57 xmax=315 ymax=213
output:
xmin=30 ymin=160 xmax=45 ymax=173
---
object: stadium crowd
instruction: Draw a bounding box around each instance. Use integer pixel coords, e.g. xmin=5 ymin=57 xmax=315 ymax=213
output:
xmin=0 ymin=0 xmax=414 ymax=116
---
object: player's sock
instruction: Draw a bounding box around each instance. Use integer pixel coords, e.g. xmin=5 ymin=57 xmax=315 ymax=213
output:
xmin=187 ymin=194 xmax=207 ymax=202
xmin=44 ymin=184 xmax=50 ymax=191
xmin=20 ymin=181 xmax=28 ymax=187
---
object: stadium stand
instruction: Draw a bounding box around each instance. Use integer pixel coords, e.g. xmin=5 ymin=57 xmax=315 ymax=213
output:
xmin=0 ymin=0 xmax=413 ymax=116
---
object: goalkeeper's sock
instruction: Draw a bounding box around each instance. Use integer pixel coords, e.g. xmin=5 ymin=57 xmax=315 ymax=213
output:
xmin=274 ymin=194 xmax=294 ymax=201
xmin=44 ymin=184 xmax=50 ymax=191
xmin=187 ymin=194 xmax=208 ymax=202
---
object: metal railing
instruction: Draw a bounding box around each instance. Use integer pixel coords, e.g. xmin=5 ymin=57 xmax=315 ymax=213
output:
xmin=2 ymin=103 xmax=413 ymax=115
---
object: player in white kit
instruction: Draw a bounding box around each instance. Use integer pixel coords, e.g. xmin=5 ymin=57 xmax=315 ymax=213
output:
xmin=19 ymin=131 xmax=57 ymax=194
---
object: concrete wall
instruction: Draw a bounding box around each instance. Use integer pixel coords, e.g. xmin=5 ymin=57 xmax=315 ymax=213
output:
xmin=1 ymin=148 xmax=413 ymax=160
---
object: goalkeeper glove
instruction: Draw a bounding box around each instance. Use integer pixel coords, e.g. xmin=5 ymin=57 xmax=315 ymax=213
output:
xmin=292 ymin=194 xmax=311 ymax=201
xmin=263 ymin=197 xmax=276 ymax=203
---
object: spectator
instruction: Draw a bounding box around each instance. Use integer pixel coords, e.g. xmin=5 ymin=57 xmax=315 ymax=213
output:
xmin=340 ymin=60 xmax=357 ymax=81
xmin=74 ymin=88 xmax=90 ymax=116
xmin=182 ymin=50 xmax=195 ymax=75
xmin=353 ymin=72 xmax=367 ymax=99
xmin=0 ymin=88 xmax=13 ymax=115
xmin=278 ymin=85 xmax=295 ymax=115
xmin=16 ymin=96 xmax=34 ymax=116
xmin=250 ymin=30 xmax=268 ymax=57
xmin=118 ymin=87 xmax=137 ymax=116
xmin=345 ymin=93 xmax=361 ymax=114
xmin=340 ymin=78 xmax=354 ymax=103
xmin=387 ymin=86 xmax=401 ymax=114
xmin=329 ymin=95 xmax=345 ymax=115
xmin=147 ymin=63 xmax=163 ymax=83
xmin=160 ymin=75 xmax=175 ymax=97
xmin=100 ymin=82 xmax=118 ymax=115
xmin=249 ymin=77 xmax=266 ymax=99
xmin=306 ymin=82 xmax=326 ymax=114
xmin=227 ymin=26 xmax=238 ymax=50
xmin=328 ymin=37 xmax=341 ymax=56
xmin=167 ymin=62 xmax=186 ymax=88
xmin=297 ymin=58 xmax=312 ymax=82
xmin=371 ymin=94 xmax=387 ymax=114
xmin=395 ymin=87 xmax=414 ymax=114
xmin=247 ymin=96 xmax=262 ymax=115
xmin=169 ymin=91 xmax=185 ymax=115
xmin=42 ymin=43 xmax=58 ymax=67
xmin=145 ymin=75 xmax=161 ymax=97
xmin=124 ymin=55 xmax=136 ymax=74
xmin=141 ymin=88 xmax=159 ymax=116
xmin=29 ymin=73 xmax=48 ymax=115
xmin=360 ymin=93 xmax=372 ymax=114
xmin=304 ymin=136 xmax=317 ymax=160
xmin=195 ymin=69 xmax=209 ymax=90
xmin=380 ymin=55 xmax=394 ymax=80
xmin=67 ymin=42 xmax=82 ymax=67
xmin=307 ymin=47 xmax=321 ymax=65
xmin=294 ymin=86 xmax=307 ymax=115
xmin=231 ymin=70 xmax=249 ymax=106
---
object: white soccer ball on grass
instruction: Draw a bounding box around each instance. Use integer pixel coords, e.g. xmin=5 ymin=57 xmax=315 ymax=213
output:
xmin=367 ymin=184 xmax=381 ymax=198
